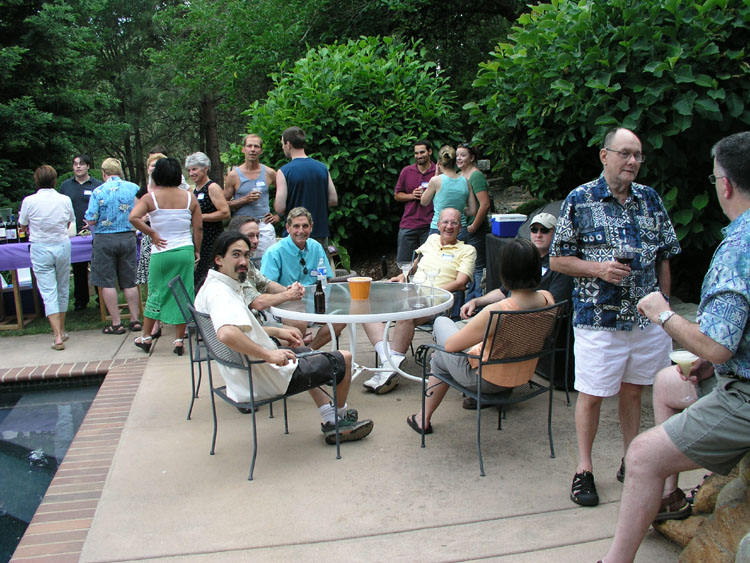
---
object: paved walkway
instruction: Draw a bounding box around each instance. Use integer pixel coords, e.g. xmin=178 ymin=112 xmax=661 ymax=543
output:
xmin=3 ymin=322 xmax=700 ymax=562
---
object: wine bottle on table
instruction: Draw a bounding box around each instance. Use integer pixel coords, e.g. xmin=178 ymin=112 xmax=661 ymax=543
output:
xmin=5 ymin=214 xmax=18 ymax=243
xmin=0 ymin=217 xmax=6 ymax=244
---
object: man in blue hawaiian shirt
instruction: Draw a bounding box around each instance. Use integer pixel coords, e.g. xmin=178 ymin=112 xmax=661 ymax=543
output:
xmin=85 ymin=157 xmax=141 ymax=334
xmin=601 ymin=132 xmax=750 ymax=562
xmin=550 ymin=128 xmax=681 ymax=508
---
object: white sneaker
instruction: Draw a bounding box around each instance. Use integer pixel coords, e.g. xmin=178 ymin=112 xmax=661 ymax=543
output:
xmin=363 ymin=371 xmax=400 ymax=394
xmin=387 ymin=355 xmax=406 ymax=371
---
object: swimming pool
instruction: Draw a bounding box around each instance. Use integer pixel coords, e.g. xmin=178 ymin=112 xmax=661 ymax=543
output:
xmin=0 ymin=378 xmax=102 ymax=562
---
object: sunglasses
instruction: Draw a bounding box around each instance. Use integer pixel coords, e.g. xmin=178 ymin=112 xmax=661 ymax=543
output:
xmin=529 ymin=226 xmax=551 ymax=234
xmin=299 ymin=257 xmax=308 ymax=275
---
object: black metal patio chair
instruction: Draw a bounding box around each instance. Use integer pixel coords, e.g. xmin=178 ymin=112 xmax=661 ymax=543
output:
xmin=167 ymin=275 xmax=207 ymax=420
xmin=187 ymin=304 xmax=343 ymax=480
xmin=415 ymin=300 xmax=567 ymax=476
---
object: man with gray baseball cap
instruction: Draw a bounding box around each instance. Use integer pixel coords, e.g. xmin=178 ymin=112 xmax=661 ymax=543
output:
xmin=460 ymin=211 xmax=573 ymax=319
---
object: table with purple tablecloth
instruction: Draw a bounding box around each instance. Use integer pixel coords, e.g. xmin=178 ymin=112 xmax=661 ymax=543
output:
xmin=0 ymin=236 xmax=93 ymax=330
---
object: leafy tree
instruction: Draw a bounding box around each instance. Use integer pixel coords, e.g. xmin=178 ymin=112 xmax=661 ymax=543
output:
xmin=468 ymin=0 xmax=750 ymax=257
xmin=0 ymin=0 xmax=115 ymax=208
xmin=241 ymin=37 xmax=459 ymax=251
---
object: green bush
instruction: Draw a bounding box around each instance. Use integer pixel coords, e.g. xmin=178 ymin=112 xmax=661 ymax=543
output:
xmin=468 ymin=0 xmax=750 ymax=252
xmin=236 ymin=36 xmax=459 ymax=251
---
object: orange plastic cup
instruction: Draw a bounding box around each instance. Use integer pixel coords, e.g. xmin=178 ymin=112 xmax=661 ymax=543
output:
xmin=348 ymin=276 xmax=372 ymax=300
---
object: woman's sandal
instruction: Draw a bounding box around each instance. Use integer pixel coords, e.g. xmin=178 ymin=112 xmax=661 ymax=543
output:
xmin=150 ymin=327 xmax=162 ymax=339
xmin=134 ymin=336 xmax=153 ymax=353
xmin=173 ymin=338 xmax=185 ymax=356
xmin=51 ymin=341 xmax=65 ymax=351
xmin=103 ymin=324 xmax=126 ymax=335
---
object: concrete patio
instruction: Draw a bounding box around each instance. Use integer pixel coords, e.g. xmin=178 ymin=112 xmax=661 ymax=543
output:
xmin=3 ymin=320 xmax=701 ymax=562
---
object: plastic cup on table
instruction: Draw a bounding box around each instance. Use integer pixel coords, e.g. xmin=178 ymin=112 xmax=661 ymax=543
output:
xmin=348 ymin=276 xmax=373 ymax=300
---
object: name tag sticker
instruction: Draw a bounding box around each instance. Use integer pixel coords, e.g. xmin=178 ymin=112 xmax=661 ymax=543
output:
xmin=197 ymin=192 xmax=205 ymax=200
xmin=256 ymin=181 xmax=266 ymax=188
xmin=441 ymin=253 xmax=454 ymax=261
xmin=83 ymin=190 xmax=93 ymax=196
xmin=420 ymin=182 xmax=429 ymax=188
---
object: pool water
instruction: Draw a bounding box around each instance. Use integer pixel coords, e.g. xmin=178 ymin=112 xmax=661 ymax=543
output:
xmin=0 ymin=379 xmax=101 ymax=562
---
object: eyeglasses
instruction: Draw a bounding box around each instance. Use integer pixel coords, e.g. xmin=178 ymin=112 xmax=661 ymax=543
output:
xmin=439 ymin=220 xmax=460 ymax=227
xmin=709 ymin=174 xmax=726 ymax=184
xmin=605 ymin=148 xmax=645 ymax=162
xmin=529 ymin=226 xmax=551 ymax=234
xmin=299 ymin=257 xmax=308 ymax=275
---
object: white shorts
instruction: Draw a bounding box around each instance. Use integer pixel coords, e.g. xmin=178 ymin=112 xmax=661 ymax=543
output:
xmin=574 ymin=322 xmax=671 ymax=397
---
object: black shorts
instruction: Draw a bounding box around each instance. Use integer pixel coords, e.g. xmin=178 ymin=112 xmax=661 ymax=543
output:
xmin=285 ymin=347 xmax=346 ymax=395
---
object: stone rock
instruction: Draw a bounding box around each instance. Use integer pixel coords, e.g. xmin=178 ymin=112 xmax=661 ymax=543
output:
xmin=681 ymin=472 xmax=750 ymax=562
xmin=736 ymin=532 xmax=750 ymax=563
xmin=695 ymin=471 xmax=738 ymax=514
xmin=654 ymin=515 xmax=707 ymax=548
xmin=716 ymin=477 xmax=748 ymax=510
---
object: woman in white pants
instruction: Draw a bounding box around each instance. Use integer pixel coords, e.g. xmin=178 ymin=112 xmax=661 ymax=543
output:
xmin=18 ymin=165 xmax=76 ymax=350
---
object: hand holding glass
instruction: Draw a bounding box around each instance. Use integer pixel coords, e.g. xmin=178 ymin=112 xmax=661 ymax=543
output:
xmin=670 ymin=349 xmax=699 ymax=403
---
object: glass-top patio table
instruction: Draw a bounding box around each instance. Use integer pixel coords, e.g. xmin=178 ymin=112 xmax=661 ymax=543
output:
xmin=270 ymin=281 xmax=453 ymax=382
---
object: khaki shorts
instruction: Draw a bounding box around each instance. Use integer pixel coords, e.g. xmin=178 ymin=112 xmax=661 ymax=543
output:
xmin=663 ymin=376 xmax=750 ymax=475
xmin=573 ymin=322 xmax=671 ymax=397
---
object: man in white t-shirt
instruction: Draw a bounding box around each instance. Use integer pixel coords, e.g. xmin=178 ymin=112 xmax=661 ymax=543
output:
xmin=194 ymin=231 xmax=374 ymax=444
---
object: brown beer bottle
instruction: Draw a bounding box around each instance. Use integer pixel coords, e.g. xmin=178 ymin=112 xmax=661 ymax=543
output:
xmin=314 ymin=276 xmax=326 ymax=314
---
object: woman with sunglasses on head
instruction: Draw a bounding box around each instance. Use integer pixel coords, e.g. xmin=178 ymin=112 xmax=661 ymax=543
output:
xmin=460 ymin=212 xmax=573 ymax=319
xmin=456 ymin=143 xmax=491 ymax=299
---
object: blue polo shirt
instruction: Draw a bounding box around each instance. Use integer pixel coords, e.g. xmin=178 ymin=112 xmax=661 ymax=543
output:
xmin=260 ymin=235 xmax=333 ymax=287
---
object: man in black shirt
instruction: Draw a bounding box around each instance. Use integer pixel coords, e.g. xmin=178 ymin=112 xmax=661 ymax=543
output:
xmin=59 ymin=154 xmax=102 ymax=310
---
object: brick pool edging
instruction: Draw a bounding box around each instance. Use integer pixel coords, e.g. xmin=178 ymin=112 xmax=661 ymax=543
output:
xmin=7 ymin=357 xmax=149 ymax=562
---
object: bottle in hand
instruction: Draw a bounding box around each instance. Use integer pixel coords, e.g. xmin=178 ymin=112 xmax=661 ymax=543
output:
xmin=314 ymin=276 xmax=326 ymax=314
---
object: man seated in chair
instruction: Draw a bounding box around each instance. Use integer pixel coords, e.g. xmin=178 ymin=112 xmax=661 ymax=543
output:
xmin=406 ymin=238 xmax=553 ymax=434
xmin=195 ymin=231 xmax=374 ymax=444
xmin=260 ymin=207 xmax=344 ymax=349
xmin=460 ymin=212 xmax=573 ymax=317
xmin=362 ymin=207 xmax=476 ymax=394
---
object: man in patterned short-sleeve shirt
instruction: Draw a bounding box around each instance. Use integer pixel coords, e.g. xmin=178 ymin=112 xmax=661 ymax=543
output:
xmin=550 ymin=128 xmax=681 ymax=508
xmin=601 ymin=132 xmax=750 ymax=562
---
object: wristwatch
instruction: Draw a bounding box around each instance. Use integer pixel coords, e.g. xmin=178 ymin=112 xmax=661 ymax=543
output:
xmin=658 ymin=310 xmax=676 ymax=326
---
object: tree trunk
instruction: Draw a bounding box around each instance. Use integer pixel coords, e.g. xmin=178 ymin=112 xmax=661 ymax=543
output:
xmin=200 ymin=92 xmax=223 ymax=187
xmin=134 ymin=127 xmax=145 ymax=188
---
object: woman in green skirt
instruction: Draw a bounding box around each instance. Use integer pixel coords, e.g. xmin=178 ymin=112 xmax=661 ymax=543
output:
xmin=129 ymin=157 xmax=203 ymax=355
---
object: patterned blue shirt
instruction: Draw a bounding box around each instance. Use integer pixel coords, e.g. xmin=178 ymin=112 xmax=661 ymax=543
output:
xmin=698 ymin=208 xmax=750 ymax=380
xmin=84 ymin=176 xmax=139 ymax=234
xmin=551 ymin=173 xmax=681 ymax=330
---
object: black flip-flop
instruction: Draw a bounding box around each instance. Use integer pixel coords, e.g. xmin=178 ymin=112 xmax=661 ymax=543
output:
xmin=407 ymin=414 xmax=432 ymax=435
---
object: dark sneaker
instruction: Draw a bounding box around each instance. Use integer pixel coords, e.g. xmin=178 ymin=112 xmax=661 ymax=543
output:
xmin=340 ymin=408 xmax=358 ymax=422
xmin=616 ymin=457 xmax=625 ymax=483
xmin=571 ymin=471 xmax=599 ymax=506
xmin=321 ymin=417 xmax=374 ymax=445
xmin=654 ymin=488 xmax=692 ymax=522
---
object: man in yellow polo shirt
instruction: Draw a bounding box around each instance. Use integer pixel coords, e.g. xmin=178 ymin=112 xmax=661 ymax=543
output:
xmin=363 ymin=207 xmax=476 ymax=394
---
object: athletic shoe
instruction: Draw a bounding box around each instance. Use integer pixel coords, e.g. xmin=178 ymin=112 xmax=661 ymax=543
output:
xmin=571 ymin=470 xmax=599 ymax=506
xmin=616 ymin=457 xmax=625 ymax=483
xmin=321 ymin=417 xmax=374 ymax=445
xmin=363 ymin=371 xmax=400 ymax=394
xmin=653 ymin=488 xmax=692 ymax=522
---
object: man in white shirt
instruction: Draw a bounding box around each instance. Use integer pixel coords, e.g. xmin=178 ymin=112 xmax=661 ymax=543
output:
xmin=194 ymin=231 xmax=374 ymax=444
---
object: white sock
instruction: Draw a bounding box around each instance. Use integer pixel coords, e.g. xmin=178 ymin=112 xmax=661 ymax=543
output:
xmin=336 ymin=403 xmax=349 ymax=417
xmin=374 ymin=340 xmax=386 ymax=362
xmin=319 ymin=403 xmax=336 ymax=425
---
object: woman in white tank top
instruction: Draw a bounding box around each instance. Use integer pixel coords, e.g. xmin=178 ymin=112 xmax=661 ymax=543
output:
xmin=129 ymin=158 xmax=203 ymax=355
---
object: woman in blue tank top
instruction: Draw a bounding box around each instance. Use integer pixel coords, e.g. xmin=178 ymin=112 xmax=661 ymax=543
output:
xmin=420 ymin=145 xmax=477 ymax=236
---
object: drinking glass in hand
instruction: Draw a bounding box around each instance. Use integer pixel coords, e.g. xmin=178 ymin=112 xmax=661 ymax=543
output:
xmin=613 ymin=245 xmax=635 ymax=265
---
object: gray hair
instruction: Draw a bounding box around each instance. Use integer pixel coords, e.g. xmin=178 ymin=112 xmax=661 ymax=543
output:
xmin=185 ymin=151 xmax=211 ymax=171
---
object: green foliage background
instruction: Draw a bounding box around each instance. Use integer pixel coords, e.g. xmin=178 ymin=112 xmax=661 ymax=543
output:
xmin=237 ymin=37 xmax=459 ymax=250
xmin=468 ymin=0 xmax=750 ymax=255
